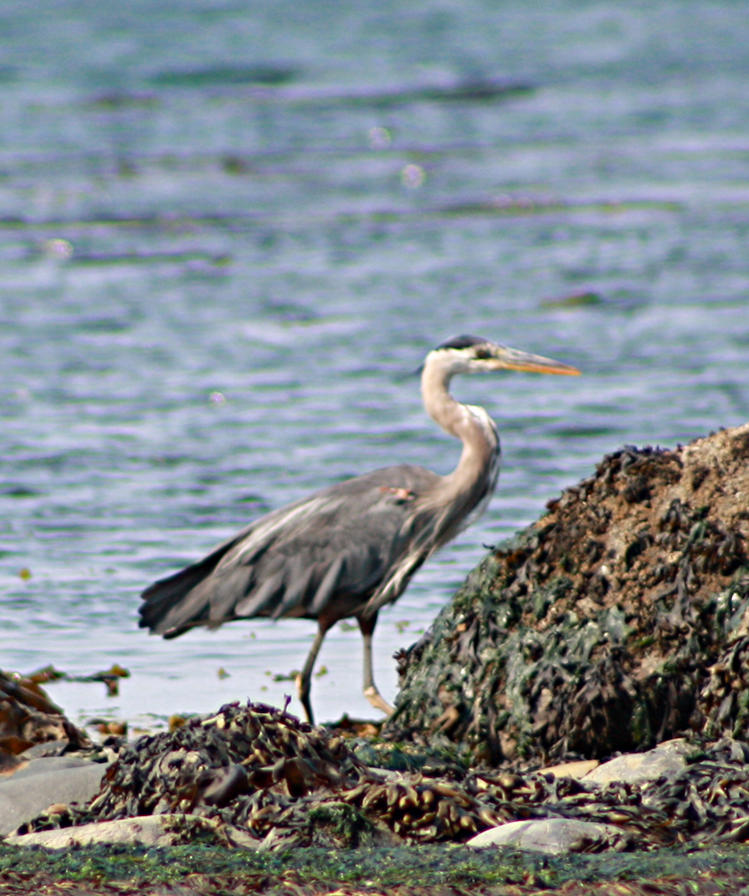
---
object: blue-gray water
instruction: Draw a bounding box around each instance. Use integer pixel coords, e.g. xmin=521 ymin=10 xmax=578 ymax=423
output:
xmin=2 ymin=1 xmax=748 ymax=731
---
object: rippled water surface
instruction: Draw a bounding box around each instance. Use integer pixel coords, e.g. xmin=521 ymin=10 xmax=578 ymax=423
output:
xmin=2 ymin=0 xmax=748 ymax=728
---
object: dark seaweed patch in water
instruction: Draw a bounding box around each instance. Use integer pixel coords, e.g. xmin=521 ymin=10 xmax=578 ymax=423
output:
xmin=386 ymin=425 xmax=749 ymax=766
xmin=149 ymin=64 xmax=301 ymax=87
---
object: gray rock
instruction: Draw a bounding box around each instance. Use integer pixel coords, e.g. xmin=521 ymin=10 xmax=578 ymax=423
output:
xmin=8 ymin=756 xmax=96 ymax=780
xmin=0 ymin=757 xmax=107 ymax=836
xmin=582 ymin=738 xmax=690 ymax=786
xmin=467 ymin=817 xmax=623 ymax=854
xmin=6 ymin=814 xmax=257 ymax=849
xmin=7 ymin=815 xmax=183 ymax=849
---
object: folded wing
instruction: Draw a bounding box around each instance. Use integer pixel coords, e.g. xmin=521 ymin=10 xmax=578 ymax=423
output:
xmin=139 ymin=465 xmax=441 ymax=638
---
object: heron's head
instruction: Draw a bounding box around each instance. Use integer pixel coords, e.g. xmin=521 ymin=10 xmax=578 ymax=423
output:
xmin=430 ymin=334 xmax=580 ymax=378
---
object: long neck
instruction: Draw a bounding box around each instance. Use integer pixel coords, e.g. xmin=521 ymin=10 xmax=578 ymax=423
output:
xmin=420 ymin=356 xmax=500 ymax=519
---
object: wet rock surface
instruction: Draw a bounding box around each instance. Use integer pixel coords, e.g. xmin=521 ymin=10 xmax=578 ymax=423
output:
xmin=386 ymin=424 xmax=749 ymax=766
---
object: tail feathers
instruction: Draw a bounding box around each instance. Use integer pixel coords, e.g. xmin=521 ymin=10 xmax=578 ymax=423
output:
xmin=139 ymin=535 xmax=243 ymax=637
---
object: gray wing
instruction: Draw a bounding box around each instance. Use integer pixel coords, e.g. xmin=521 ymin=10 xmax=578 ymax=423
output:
xmin=139 ymin=464 xmax=441 ymax=638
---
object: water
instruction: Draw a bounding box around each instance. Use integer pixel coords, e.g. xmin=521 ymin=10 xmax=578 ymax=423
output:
xmin=2 ymin=0 xmax=748 ymax=731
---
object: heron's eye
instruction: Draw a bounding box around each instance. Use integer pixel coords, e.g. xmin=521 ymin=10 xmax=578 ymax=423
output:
xmin=474 ymin=347 xmax=491 ymax=360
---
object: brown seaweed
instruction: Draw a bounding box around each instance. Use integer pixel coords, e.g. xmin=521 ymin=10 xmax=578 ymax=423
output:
xmin=386 ymin=425 xmax=749 ymax=765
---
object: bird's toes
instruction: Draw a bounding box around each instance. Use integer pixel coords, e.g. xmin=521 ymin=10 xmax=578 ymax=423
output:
xmin=363 ymin=685 xmax=395 ymax=717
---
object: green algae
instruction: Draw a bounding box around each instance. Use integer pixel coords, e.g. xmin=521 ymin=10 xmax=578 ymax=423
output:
xmin=305 ymin=802 xmax=380 ymax=848
xmin=3 ymin=842 xmax=749 ymax=894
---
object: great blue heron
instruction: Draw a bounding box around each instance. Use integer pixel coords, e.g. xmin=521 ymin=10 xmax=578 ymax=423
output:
xmin=139 ymin=335 xmax=579 ymax=723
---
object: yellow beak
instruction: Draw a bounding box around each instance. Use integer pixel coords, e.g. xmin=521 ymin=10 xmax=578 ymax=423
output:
xmin=488 ymin=344 xmax=581 ymax=376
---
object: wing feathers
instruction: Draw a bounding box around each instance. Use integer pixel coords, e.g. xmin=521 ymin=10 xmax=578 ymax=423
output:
xmin=139 ymin=465 xmax=443 ymax=637
xmin=235 ymin=570 xmax=284 ymax=618
xmin=310 ymin=555 xmax=344 ymax=615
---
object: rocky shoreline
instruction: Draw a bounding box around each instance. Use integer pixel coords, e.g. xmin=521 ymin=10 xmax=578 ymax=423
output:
xmin=3 ymin=698 xmax=749 ymax=895
xmin=2 ymin=424 xmax=748 ymax=893
xmin=5 ymin=699 xmax=749 ymax=856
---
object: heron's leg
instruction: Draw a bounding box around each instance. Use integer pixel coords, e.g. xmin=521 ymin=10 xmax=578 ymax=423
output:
xmin=295 ymin=625 xmax=326 ymax=725
xmin=357 ymin=613 xmax=394 ymax=717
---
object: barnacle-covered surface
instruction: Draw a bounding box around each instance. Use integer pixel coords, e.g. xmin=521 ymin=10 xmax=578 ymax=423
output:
xmin=386 ymin=424 xmax=749 ymax=765
xmin=15 ymin=699 xmax=749 ymax=852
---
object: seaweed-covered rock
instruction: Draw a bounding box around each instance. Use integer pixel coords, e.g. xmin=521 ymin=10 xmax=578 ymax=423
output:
xmin=18 ymin=701 xmax=508 ymax=847
xmin=0 ymin=670 xmax=91 ymax=772
xmin=697 ymin=635 xmax=749 ymax=739
xmin=386 ymin=424 xmax=749 ymax=765
xmin=17 ymin=700 xmax=749 ymax=852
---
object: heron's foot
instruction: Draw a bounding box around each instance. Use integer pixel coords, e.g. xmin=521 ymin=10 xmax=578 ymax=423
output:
xmin=363 ymin=685 xmax=394 ymax=717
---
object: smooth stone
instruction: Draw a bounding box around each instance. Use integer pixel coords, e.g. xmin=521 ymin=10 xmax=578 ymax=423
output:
xmin=467 ymin=817 xmax=622 ymax=854
xmin=582 ymin=738 xmax=690 ymax=787
xmin=0 ymin=757 xmax=107 ymax=836
xmin=18 ymin=739 xmax=79 ymax=760
xmin=538 ymin=759 xmax=600 ymax=779
xmin=7 ymin=815 xmax=188 ymax=849
xmin=7 ymin=756 xmax=96 ymax=780
xmin=6 ymin=814 xmax=258 ymax=849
